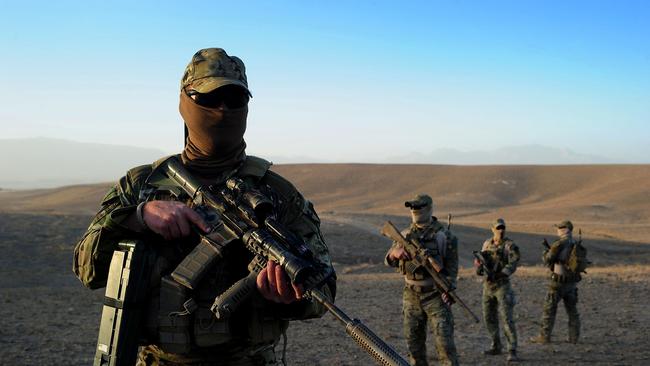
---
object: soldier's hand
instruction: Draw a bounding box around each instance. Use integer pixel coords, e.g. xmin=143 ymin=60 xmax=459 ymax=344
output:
xmin=473 ymin=258 xmax=481 ymax=268
xmin=441 ymin=293 xmax=452 ymax=306
xmin=142 ymin=201 xmax=210 ymax=240
xmin=256 ymin=260 xmax=304 ymax=304
xmin=388 ymin=246 xmax=410 ymax=261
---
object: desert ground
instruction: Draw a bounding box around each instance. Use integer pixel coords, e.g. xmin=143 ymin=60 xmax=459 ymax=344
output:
xmin=1 ymin=164 xmax=649 ymax=365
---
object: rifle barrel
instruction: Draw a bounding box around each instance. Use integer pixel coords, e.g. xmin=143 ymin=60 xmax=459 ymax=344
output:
xmin=310 ymin=289 xmax=410 ymax=366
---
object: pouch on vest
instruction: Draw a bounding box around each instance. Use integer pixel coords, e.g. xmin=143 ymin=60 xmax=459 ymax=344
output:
xmin=247 ymin=301 xmax=288 ymax=346
xmin=94 ymin=240 xmax=155 ymax=366
xmin=193 ymin=306 xmax=232 ymax=346
xmin=158 ymin=276 xmax=195 ymax=354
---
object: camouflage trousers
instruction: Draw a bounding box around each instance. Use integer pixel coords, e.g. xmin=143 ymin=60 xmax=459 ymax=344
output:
xmin=482 ymin=280 xmax=517 ymax=352
xmin=540 ymin=280 xmax=580 ymax=342
xmin=402 ymin=286 xmax=459 ymax=366
xmin=136 ymin=343 xmax=283 ymax=366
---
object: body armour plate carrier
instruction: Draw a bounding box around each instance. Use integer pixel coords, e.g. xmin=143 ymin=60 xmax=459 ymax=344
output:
xmin=400 ymin=223 xmax=443 ymax=281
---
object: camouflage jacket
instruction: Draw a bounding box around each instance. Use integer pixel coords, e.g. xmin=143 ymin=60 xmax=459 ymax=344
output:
xmin=477 ymin=237 xmax=520 ymax=279
xmin=73 ymin=154 xmax=335 ymax=320
xmin=384 ymin=219 xmax=459 ymax=288
xmin=543 ymin=235 xmax=574 ymax=267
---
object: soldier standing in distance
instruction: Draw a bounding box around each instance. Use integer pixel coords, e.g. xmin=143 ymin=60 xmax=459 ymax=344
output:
xmin=73 ymin=48 xmax=335 ymax=365
xmin=530 ymin=220 xmax=581 ymax=344
xmin=385 ymin=194 xmax=459 ymax=366
xmin=474 ymin=218 xmax=520 ymax=362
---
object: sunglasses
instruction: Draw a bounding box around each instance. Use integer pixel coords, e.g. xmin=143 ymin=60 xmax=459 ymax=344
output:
xmin=186 ymin=85 xmax=250 ymax=109
xmin=409 ymin=204 xmax=428 ymax=210
xmin=495 ymin=226 xmax=505 ymax=230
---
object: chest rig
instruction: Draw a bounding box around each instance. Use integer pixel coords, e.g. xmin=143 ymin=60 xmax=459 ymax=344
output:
xmin=482 ymin=238 xmax=512 ymax=274
xmin=139 ymin=155 xmax=287 ymax=355
xmin=399 ymin=221 xmax=444 ymax=281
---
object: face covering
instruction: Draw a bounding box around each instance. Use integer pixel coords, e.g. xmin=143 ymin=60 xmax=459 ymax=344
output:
xmin=492 ymin=228 xmax=505 ymax=241
xmin=557 ymin=228 xmax=572 ymax=238
xmin=179 ymin=91 xmax=247 ymax=178
xmin=410 ymin=205 xmax=433 ymax=228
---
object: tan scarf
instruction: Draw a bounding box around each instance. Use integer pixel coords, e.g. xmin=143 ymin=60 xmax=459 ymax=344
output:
xmin=179 ymin=92 xmax=247 ymax=179
xmin=411 ymin=205 xmax=434 ymax=228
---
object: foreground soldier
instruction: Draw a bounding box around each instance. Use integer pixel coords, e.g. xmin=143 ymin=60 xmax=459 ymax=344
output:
xmin=473 ymin=218 xmax=520 ymax=362
xmin=385 ymin=194 xmax=459 ymax=366
xmin=530 ymin=220 xmax=581 ymax=344
xmin=73 ymin=48 xmax=335 ymax=365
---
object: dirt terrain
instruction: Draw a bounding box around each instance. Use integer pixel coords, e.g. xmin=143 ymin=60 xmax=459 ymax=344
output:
xmin=1 ymin=164 xmax=650 ymax=365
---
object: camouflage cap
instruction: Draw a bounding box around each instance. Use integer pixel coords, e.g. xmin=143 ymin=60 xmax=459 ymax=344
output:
xmin=492 ymin=218 xmax=506 ymax=229
xmin=554 ymin=220 xmax=574 ymax=231
xmin=180 ymin=48 xmax=251 ymax=95
xmin=404 ymin=194 xmax=433 ymax=209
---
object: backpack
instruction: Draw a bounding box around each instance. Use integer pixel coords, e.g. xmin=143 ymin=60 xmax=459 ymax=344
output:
xmin=567 ymin=239 xmax=590 ymax=275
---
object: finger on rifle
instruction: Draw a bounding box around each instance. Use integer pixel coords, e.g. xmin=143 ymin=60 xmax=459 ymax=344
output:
xmin=292 ymin=283 xmax=304 ymax=299
xmin=184 ymin=206 xmax=210 ymax=233
xmin=274 ymin=264 xmax=292 ymax=303
xmin=266 ymin=260 xmax=278 ymax=297
xmin=160 ymin=224 xmax=172 ymax=241
xmin=167 ymin=219 xmax=181 ymax=239
xmin=442 ymin=293 xmax=451 ymax=306
xmin=256 ymin=269 xmax=271 ymax=298
xmin=176 ymin=213 xmax=192 ymax=237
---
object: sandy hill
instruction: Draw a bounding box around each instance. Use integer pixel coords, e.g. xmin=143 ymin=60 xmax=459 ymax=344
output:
xmin=1 ymin=164 xmax=649 ymax=242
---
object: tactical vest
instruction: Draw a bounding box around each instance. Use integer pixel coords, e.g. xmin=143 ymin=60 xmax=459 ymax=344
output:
xmin=481 ymin=238 xmax=514 ymax=274
xmin=550 ymin=237 xmax=581 ymax=282
xmin=399 ymin=220 xmax=445 ymax=281
xmin=136 ymin=155 xmax=288 ymax=354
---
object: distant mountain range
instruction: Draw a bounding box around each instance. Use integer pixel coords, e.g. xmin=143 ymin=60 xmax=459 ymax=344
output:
xmin=383 ymin=145 xmax=614 ymax=165
xmin=0 ymin=138 xmax=634 ymax=189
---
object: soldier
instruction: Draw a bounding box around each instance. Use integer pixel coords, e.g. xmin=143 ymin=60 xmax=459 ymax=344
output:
xmin=530 ymin=220 xmax=581 ymax=344
xmin=73 ymin=48 xmax=336 ymax=365
xmin=385 ymin=194 xmax=459 ymax=366
xmin=473 ymin=218 xmax=520 ymax=362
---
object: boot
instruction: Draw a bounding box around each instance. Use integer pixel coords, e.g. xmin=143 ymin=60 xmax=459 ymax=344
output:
xmin=528 ymin=334 xmax=550 ymax=344
xmin=507 ymin=350 xmax=519 ymax=362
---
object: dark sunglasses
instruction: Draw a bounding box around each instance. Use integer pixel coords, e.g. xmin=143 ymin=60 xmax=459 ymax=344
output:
xmin=409 ymin=204 xmax=428 ymax=210
xmin=495 ymin=225 xmax=505 ymax=230
xmin=186 ymin=85 xmax=250 ymax=109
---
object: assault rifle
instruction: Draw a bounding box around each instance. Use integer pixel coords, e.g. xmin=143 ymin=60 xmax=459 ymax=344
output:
xmin=380 ymin=221 xmax=479 ymax=323
xmin=578 ymin=228 xmax=582 ymax=244
xmin=472 ymin=250 xmax=496 ymax=281
xmin=541 ymin=238 xmax=550 ymax=250
xmin=161 ymin=157 xmax=409 ymax=366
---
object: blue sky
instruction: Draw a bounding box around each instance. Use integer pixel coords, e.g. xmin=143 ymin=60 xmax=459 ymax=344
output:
xmin=1 ymin=0 xmax=648 ymax=163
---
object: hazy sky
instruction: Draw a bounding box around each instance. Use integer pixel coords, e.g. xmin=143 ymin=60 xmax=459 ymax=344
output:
xmin=1 ymin=1 xmax=648 ymax=162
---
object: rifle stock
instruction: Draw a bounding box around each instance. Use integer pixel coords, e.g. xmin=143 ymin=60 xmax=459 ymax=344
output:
xmin=380 ymin=221 xmax=479 ymax=323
